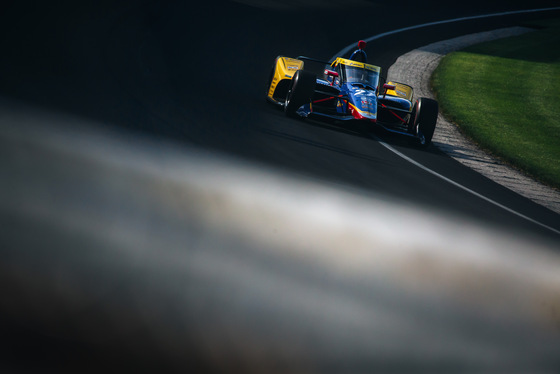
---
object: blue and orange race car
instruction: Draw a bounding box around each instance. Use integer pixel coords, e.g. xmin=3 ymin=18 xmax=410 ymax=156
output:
xmin=266 ymin=51 xmax=439 ymax=147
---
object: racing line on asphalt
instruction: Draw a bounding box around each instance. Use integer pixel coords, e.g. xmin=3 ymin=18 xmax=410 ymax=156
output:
xmin=373 ymin=135 xmax=560 ymax=236
xmin=331 ymin=7 xmax=560 ymax=236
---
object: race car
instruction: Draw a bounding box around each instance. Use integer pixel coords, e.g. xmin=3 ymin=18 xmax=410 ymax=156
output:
xmin=265 ymin=52 xmax=438 ymax=147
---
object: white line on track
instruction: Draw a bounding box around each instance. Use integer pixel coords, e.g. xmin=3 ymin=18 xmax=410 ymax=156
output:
xmin=332 ymin=7 xmax=560 ymax=58
xmin=332 ymin=7 xmax=560 ymax=236
xmin=372 ymin=135 xmax=560 ymax=236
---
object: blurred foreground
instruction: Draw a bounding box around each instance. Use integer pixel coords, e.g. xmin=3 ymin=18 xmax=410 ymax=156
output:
xmin=2 ymin=98 xmax=560 ymax=372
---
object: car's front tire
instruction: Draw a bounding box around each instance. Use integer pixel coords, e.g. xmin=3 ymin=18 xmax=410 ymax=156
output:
xmin=408 ymin=98 xmax=438 ymax=147
xmin=284 ymin=70 xmax=316 ymax=118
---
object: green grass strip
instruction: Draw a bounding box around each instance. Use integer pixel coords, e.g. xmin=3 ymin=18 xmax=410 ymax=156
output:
xmin=432 ymin=18 xmax=560 ymax=190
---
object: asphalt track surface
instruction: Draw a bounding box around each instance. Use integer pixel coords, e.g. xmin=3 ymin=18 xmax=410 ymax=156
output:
xmin=2 ymin=0 xmax=560 ymax=372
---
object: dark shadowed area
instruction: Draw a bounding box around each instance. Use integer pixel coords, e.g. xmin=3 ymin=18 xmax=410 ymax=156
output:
xmin=1 ymin=0 xmax=560 ymax=372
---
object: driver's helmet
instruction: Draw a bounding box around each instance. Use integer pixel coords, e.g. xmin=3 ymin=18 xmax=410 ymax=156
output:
xmin=361 ymin=69 xmax=374 ymax=84
xmin=347 ymin=67 xmax=373 ymax=84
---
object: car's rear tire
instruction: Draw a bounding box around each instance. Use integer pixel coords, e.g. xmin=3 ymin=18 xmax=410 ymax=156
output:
xmin=284 ymin=70 xmax=316 ymax=118
xmin=408 ymin=98 xmax=438 ymax=147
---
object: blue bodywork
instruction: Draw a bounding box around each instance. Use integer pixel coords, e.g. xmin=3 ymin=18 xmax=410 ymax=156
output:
xmin=293 ymin=57 xmax=414 ymax=133
xmin=297 ymin=78 xmax=380 ymax=122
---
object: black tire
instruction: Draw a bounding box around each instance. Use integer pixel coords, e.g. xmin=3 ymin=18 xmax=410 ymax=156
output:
xmin=408 ymin=98 xmax=438 ymax=147
xmin=284 ymin=70 xmax=316 ymax=118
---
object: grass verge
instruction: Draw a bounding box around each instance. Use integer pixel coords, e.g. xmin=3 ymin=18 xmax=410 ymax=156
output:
xmin=432 ymin=18 xmax=560 ymax=190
